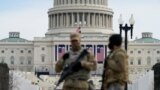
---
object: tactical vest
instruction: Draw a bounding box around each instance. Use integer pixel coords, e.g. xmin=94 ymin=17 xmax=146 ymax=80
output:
xmin=62 ymin=49 xmax=90 ymax=81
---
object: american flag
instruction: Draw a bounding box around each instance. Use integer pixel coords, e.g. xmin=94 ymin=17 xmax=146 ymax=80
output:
xmin=97 ymin=45 xmax=104 ymax=63
xmin=58 ymin=45 xmax=66 ymax=59
xmin=76 ymin=27 xmax=81 ymax=33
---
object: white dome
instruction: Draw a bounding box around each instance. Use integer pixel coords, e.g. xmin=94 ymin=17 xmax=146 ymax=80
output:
xmin=46 ymin=0 xmax=114 ymax=37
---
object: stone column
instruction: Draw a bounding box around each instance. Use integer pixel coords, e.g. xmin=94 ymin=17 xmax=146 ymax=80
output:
xmin=77 ymin=0 xmax=80 ymax=4
xmin=82 ymin=0 xmax=85 ymax=4
xmin=111 ymin=15 xmax=113 ymax=29
xmin=102 ymin=14 xmax=104 ymax=27
xmin=64 ymin=0 xmax=66 ymax=5
xmin=107 ymin=15 xmax=109 ymax=29
xmin=93 ymin=13 xmax=95 ymax=27
xmin=54 ymin=0 xmax=56 ymax=6
xmin=52 ymin=15 xmax=54 ymax=29
xmin=61 ymin=0 xmax=62 ymax=5
xmin=106 ymin=0 xmax=108 ymax=6
xmin=55 ymin=14 xmax=56 ymax=28
xmin=72 ymin=13 xmax=74 ymax=27
xmin=96 ymin=14 xmax=98 ymax=27
xmin=59 ymin=0 xmax=61 ymax=5
xmin=48 ymin=15 xmax=51 ymax=29
xmin=54 ymin=0 xmax=57 ymax=6
xmin=49 ymin=15 xmax=51 ymax=29
xmin=60 ymin=0 xmax=62 ymax=5
xmin=57 ymin=14 xmax=59 ymax=28
xmin=92 ymin=0 xmax=94 ymax=4
xmin=58 ymin=0 xmax=60 ymax=5
xmin=98 ymin=13 xmax=100 ymax=27
xmin=77 ymin=13 xmax=80 ymax=26
xmin=63 ymin=13 xmax=66 ymax=27
xmin=73 ymin=0 xmax=75 ymax=4
xmin=96 ymin=14 xmax=99 ymax=27
xmin=87 ymin=0 xmax=89 ymax=4
xmin=60 ymin=13 xmax=62 ymax=27
xmin=82 ymin=13 xmax=85 ymax=26
xmin=105 ymin=15 xmax=107 ymax=28
xmin=109 ymin=15 xmax=111 ymax=29
xmin=57 ymin=0 xmax=59 ymax=5
xmin=54 ymin=14 xmax=56 ymax=28
xmin=99 ymin=14 xmax=101 ymax=27
xmin=62 ymin=13 xmax=64 ymax=27
xmin=63 ymin=13 xmax=65 ymax=27
xmin=95 ymin=0 xmax=97 ymax=4
xmin=50 ymin=15 xmax=52 ymax=29
xmin=62 ymin=0 xmax=64 ymax=4
xmin=95 ymin=14 xmax=97 ymax=27
xmin=100 ymin=14 xmax=102 ymax=27
xmin=110 ymin=15 xmax=112 ymax=29
xmin=103 ymin=0 xmax=105 ymax=5
xmin=59 ymin=14 xmax=61 ymax=27
xmin=105 ymin=14 xmax=108 ymax=28
xmin=87 ymin=13 xmax=90 ymax=27
xmin=108 ymin=15 xmax=109 ymax=29
xmin=103 ymin=14 xmax=105 ymax=28
xmin=68 ymin=0 xmax=71 ymax=4
xmin=99 ymin=0 xmax=101 ymax=5
xmin=66 ymin=13 xmax=69 ymax=27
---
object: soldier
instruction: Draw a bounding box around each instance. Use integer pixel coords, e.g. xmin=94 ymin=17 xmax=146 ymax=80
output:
xmin=103 ymin=34 xmax=129 ymax=90
xmin=55 ymin=33 xmax=97 ymax=90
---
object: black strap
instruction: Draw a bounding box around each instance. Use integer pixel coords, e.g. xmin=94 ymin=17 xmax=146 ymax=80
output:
xmin=125 ymin=82 xmax=128 ymax=90
xmin=74 ymin=49 xmax=88 ymax=62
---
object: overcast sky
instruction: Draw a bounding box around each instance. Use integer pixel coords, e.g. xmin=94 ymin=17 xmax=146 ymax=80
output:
xmin=0 ymin=0 xmax=160 ymax=40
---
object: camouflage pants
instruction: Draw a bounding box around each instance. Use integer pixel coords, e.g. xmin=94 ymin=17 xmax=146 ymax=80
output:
xmin=62 ymin=86 xmax=88 ymax=90
xmin=63 ymin=79 xmax=89 ymax=90
xmin=107 ymin=83 xmax=125 ymax=90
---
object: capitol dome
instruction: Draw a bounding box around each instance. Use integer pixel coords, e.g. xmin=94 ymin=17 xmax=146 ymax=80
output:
xmin=46 ymin=0 xmax=114 ymax=37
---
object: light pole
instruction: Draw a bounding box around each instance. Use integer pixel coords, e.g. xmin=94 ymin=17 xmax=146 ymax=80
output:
xmin=118 ymin=14 xmax=135 ymax=51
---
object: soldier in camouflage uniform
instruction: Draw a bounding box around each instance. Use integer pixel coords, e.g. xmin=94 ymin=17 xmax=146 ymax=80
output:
xmin=104 ymin=34 xmax=129 ymax=90
xmin=55 ymin=33 xmax=97 ymax=90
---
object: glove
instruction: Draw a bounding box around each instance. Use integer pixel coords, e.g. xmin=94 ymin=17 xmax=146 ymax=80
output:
xmin=71 ymin=62 xmax=82 ymax=72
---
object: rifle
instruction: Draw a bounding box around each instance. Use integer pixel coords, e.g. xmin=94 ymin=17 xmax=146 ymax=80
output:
xmin=100 ymin=58 xmax=107 ymax=90
xmin=54 ymin=49 xmax=88 ymax=90
xmin=100 ymin=51 xmax=112 ymax=90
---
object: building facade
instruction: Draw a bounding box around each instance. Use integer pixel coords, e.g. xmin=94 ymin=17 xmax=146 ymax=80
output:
xmin=0 ymin=32 xmax=33 ymax=71
xmin=128 ymin=32 xmax=160 ymax=80
xmin=0 ymin=0 xmax=159 ymax=80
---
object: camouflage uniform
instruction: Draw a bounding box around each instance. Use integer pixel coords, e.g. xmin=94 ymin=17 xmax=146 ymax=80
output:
xmin=55 ymin=33 xmax=97 ymax=90
xmin=104 ymin=48 xmax=128 ymax=90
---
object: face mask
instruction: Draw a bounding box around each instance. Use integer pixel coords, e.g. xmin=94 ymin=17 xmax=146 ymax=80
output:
xmin=108 ymin=43 xmax=113 ymax=50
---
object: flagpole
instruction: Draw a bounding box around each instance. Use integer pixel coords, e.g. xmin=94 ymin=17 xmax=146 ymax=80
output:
xmin=75 ymin=21 xmax=82 ymax=34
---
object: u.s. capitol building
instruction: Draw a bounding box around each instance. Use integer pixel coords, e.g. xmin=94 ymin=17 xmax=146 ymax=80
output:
xmin=0 ymin=0 xmax=159 ymax=80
